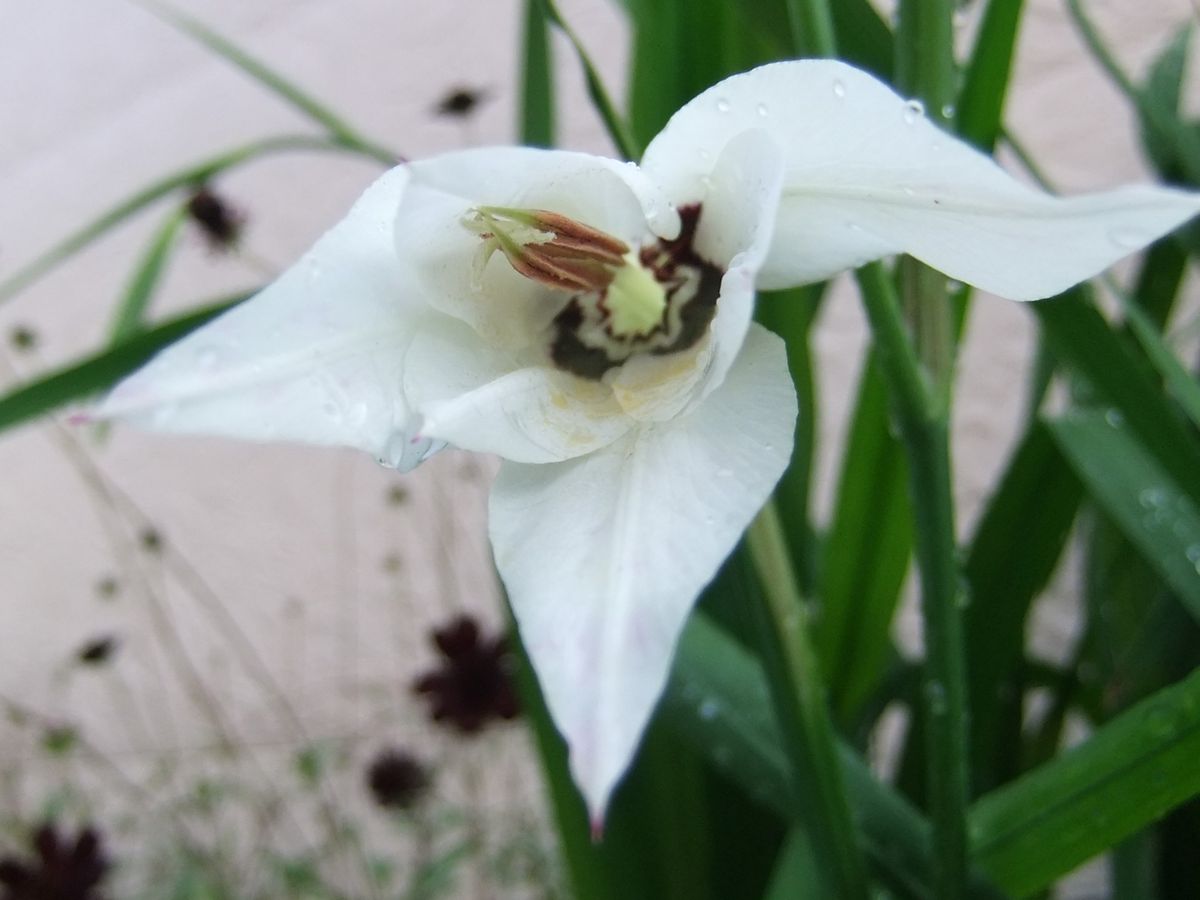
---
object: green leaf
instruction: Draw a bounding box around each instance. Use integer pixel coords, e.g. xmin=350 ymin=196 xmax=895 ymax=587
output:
xmin=1049 ymin=409 xmax=1200 ymax=624
xmin=108 ymin=207 xmax=187 ymax=345
xmin=134 ymin=0 xmax=394 ymax=163
xmin=971 ymin=666 xmax=1200 ymax=896
xmin=0 ymin=295 xmax=245 ymax=434
xmin=817 ymin=354 xmax=912 ymax=722
xmin=538 ymin=0 xmax=639 ymax=160
xmin=1034 ymin=290 xmax=1200 ymax=505
xmin=0 ymin=135 xmax=358 ymax=305
xmin=1137 ymin=26 xmax=1200 ymax=185
xmin=519 ymin=0 xmax=556 ymax=147
xmin=964 ymin=421 xmax=1082 ymax=792
xmin=664 ymin=614 xmax=1006 ymax=900
xmin=956 ymin=0 xmax=1025 ymax=151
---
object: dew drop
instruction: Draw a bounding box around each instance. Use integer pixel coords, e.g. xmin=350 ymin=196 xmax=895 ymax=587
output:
xmin=1186 ymin=544 xmax=1200 ymax=573
xmin=832 ymin=79 xmax=846 ymax=99
xmin=903 ymin=99 xmax=925 ymax=124
xmin=902 ymin=186 xmax=916 ymax=197
xmin=196 ymin=347 xmax=219 ymax=369
xmin=755 ymin=102 xmax=768 ymax=118
xmin=715 ymin=96 xmax=731 ymax=113
xmin=1104 ymin=408 xmax=1124 ymax=428
xmin=941 ymin=103 xmax=956 ymax=119
xmin=1138 ymin=487 xmax=1166 ymax=509
xmin=924 ymin=680 xmax=947 ymax=716
xmin=1109 ymin=226 xmax=1150 ymax=249
xmin=699 ymin=698 xmax=720 ymax=721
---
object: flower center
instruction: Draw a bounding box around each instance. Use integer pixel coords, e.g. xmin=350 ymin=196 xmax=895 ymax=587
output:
xmin=463 ymin=204 xmax=721 ymax=380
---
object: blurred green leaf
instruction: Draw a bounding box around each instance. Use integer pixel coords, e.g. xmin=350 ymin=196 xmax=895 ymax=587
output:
xmin=762 ymin=829 xmax=824 ymax=900
xmin=1050 ymin=409 xmax=1200 ymax=624
xmin=956 ymin=0 xmax=1024 ymax=150
xmin=108 ymin=207 xmax=187 ymax=345
xmin=0 ymin=135 xmax=356 ymax=305
xmin=538 ymin=0 xmax=639 ymax=159
xmin=817 ymin=355 xmax=912 ymax=722
xmin=964 ymin=421 xmax=1082 ymax=792
xmin=971 ymin=665 xmax=1200 ymax=896
xmin=0 ymin=295 xmax=245 ymax=434
xmin=1137 ymin=27 xmax=1200 ymax=185
xmin=134 ymin=0 xmax=394 ymax=163
xmin=519 ymin=0 xmax=555 ymax=147
xmin=665 ymin=614 xmax=1010 ymax=900
xmin=1035 ymin=290 xmax=1200 ymax=505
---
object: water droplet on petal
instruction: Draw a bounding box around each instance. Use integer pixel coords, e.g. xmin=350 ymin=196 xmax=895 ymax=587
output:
xmin=755 ymin=102 xmax=768 ymax=118
xmin=903 ymin=99 xmax=925 ymax=124
xmin=196 ymin=347 xmax=219 ymax=369
xmin=715 ymin=96 xmax=731 ymax=113
xmin=832 ymin=79 xmax=846 ymax=99
xmin=1108 ymin=226 xmax=1151 ymax=249
xmin=902 ymin=186 xmax=916 ymax=197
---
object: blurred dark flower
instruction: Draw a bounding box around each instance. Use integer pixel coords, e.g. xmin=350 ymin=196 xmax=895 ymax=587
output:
xmin=366 ymin=747 xmax=431 ymax=810
xmin=8 ymin=326 xmax=37 ymax=353
xmin=413 ymin=615 xmax=519 ymax=734
xmin=434 ymin=87 xmax=488 ymax=119
xmin=0 ymin=823 xmax=109 ymax=900
xmin=75 ymin=637 xmax=118 ymax=667
xmin=186 ymin=186 xmax=244 ymax=251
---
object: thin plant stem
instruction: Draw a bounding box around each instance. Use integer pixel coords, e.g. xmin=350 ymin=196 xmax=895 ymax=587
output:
xmin=857 ymin=262 xmax=969 ymax=900
xmin=1064 ymin=0 xmax=1137 ymax=98
xmin=746 ymin=503 xmax=870 ymax=900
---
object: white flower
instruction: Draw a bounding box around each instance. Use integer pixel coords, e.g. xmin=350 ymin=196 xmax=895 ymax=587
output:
xmin=97 ymin=60 xmax=1200 ymax=821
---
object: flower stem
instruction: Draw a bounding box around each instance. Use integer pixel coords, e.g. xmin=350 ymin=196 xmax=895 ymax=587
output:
xmin=857 ymin=263 xmax=969 ymax=900
xmin=746 ymin=503 xmax=870 ymax=900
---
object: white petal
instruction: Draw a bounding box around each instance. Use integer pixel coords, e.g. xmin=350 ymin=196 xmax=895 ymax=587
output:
xmin=407 ymin=313 xmax=635 ymax=463
xmin=489 ymin=324 xmax=797 ymax=819
xmin=643 ymin=60 xmax=1200 ymax=300
xmin=97 ymin=166 xmax=439 ymax=469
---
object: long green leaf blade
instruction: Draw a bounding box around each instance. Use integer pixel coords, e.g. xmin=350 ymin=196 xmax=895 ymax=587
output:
xmin=0 ymin=135 xmax=358 ymax=306
xmin=134 ymin=0 xmax=394 ymax=163
xmin=519 ymin=0 xmax=555 ymax=147
xmin=971 ymin=666 xmax=1200 ymax=896
xmin=1049 ymin=409 xmax=1200 ymax=623
xmin=0 ymin=296 xmax=246 ymax=434
xmin=956 ymin=0 xmax=1024 ymax=150
xmin=108 ymin=207 xmax=187 ymax=345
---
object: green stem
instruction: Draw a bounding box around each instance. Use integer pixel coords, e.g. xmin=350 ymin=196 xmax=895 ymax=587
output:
xmin=784 ymin=0 xmax=838 ymax=57
xmin=519 ymin=0 xmax=555 ymax=147
xmin=857 ymin=263 xmax=969 ymax=900
xmin=746 ymin=503 xmax=870 ymax=900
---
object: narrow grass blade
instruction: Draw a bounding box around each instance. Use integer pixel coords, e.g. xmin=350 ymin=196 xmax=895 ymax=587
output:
xmin=537 ymin=0 xmax=639 ymax=160
xmin=0 ymin=135 xmax=360 ymax=306
xmin=108 ymin=207 xmax=187 ymax=344
xmin=817 ymin=354 xmax=912 ymax=722
xmin=971 ymin=666 xmax=1200 ymax=896
xmin=134 ymin=0 xmax=395 ymax=163
xmin=956 ymin=0 xmax=1024 ymax=150
xmin=1049 ymin=409 xmax=1200 ymax=623
xmin=0 ymin=295 xmax=246 ymax=434
xmin=1035 ymin=290 xmax=1200 ymax=505
xmin=519 ymin=0 xmax=555 ymax=147
xmin=964 ymin=421 xmax=1082 ymax=792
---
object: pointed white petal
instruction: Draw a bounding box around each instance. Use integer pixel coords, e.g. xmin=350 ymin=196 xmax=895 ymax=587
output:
xmin=406 ymin=315 xmax=635 ymax=464
xmin=643 ymin=60 xmax=1200 ymax=299
xmin=489 ymin=324 xmax=797 ymax=818
xmin=97 ymin=167 xmax=441 ymax=469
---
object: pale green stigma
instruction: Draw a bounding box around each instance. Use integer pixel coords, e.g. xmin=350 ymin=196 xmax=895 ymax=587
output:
xmin=606 ymin=253 xmax=666 ymax=337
